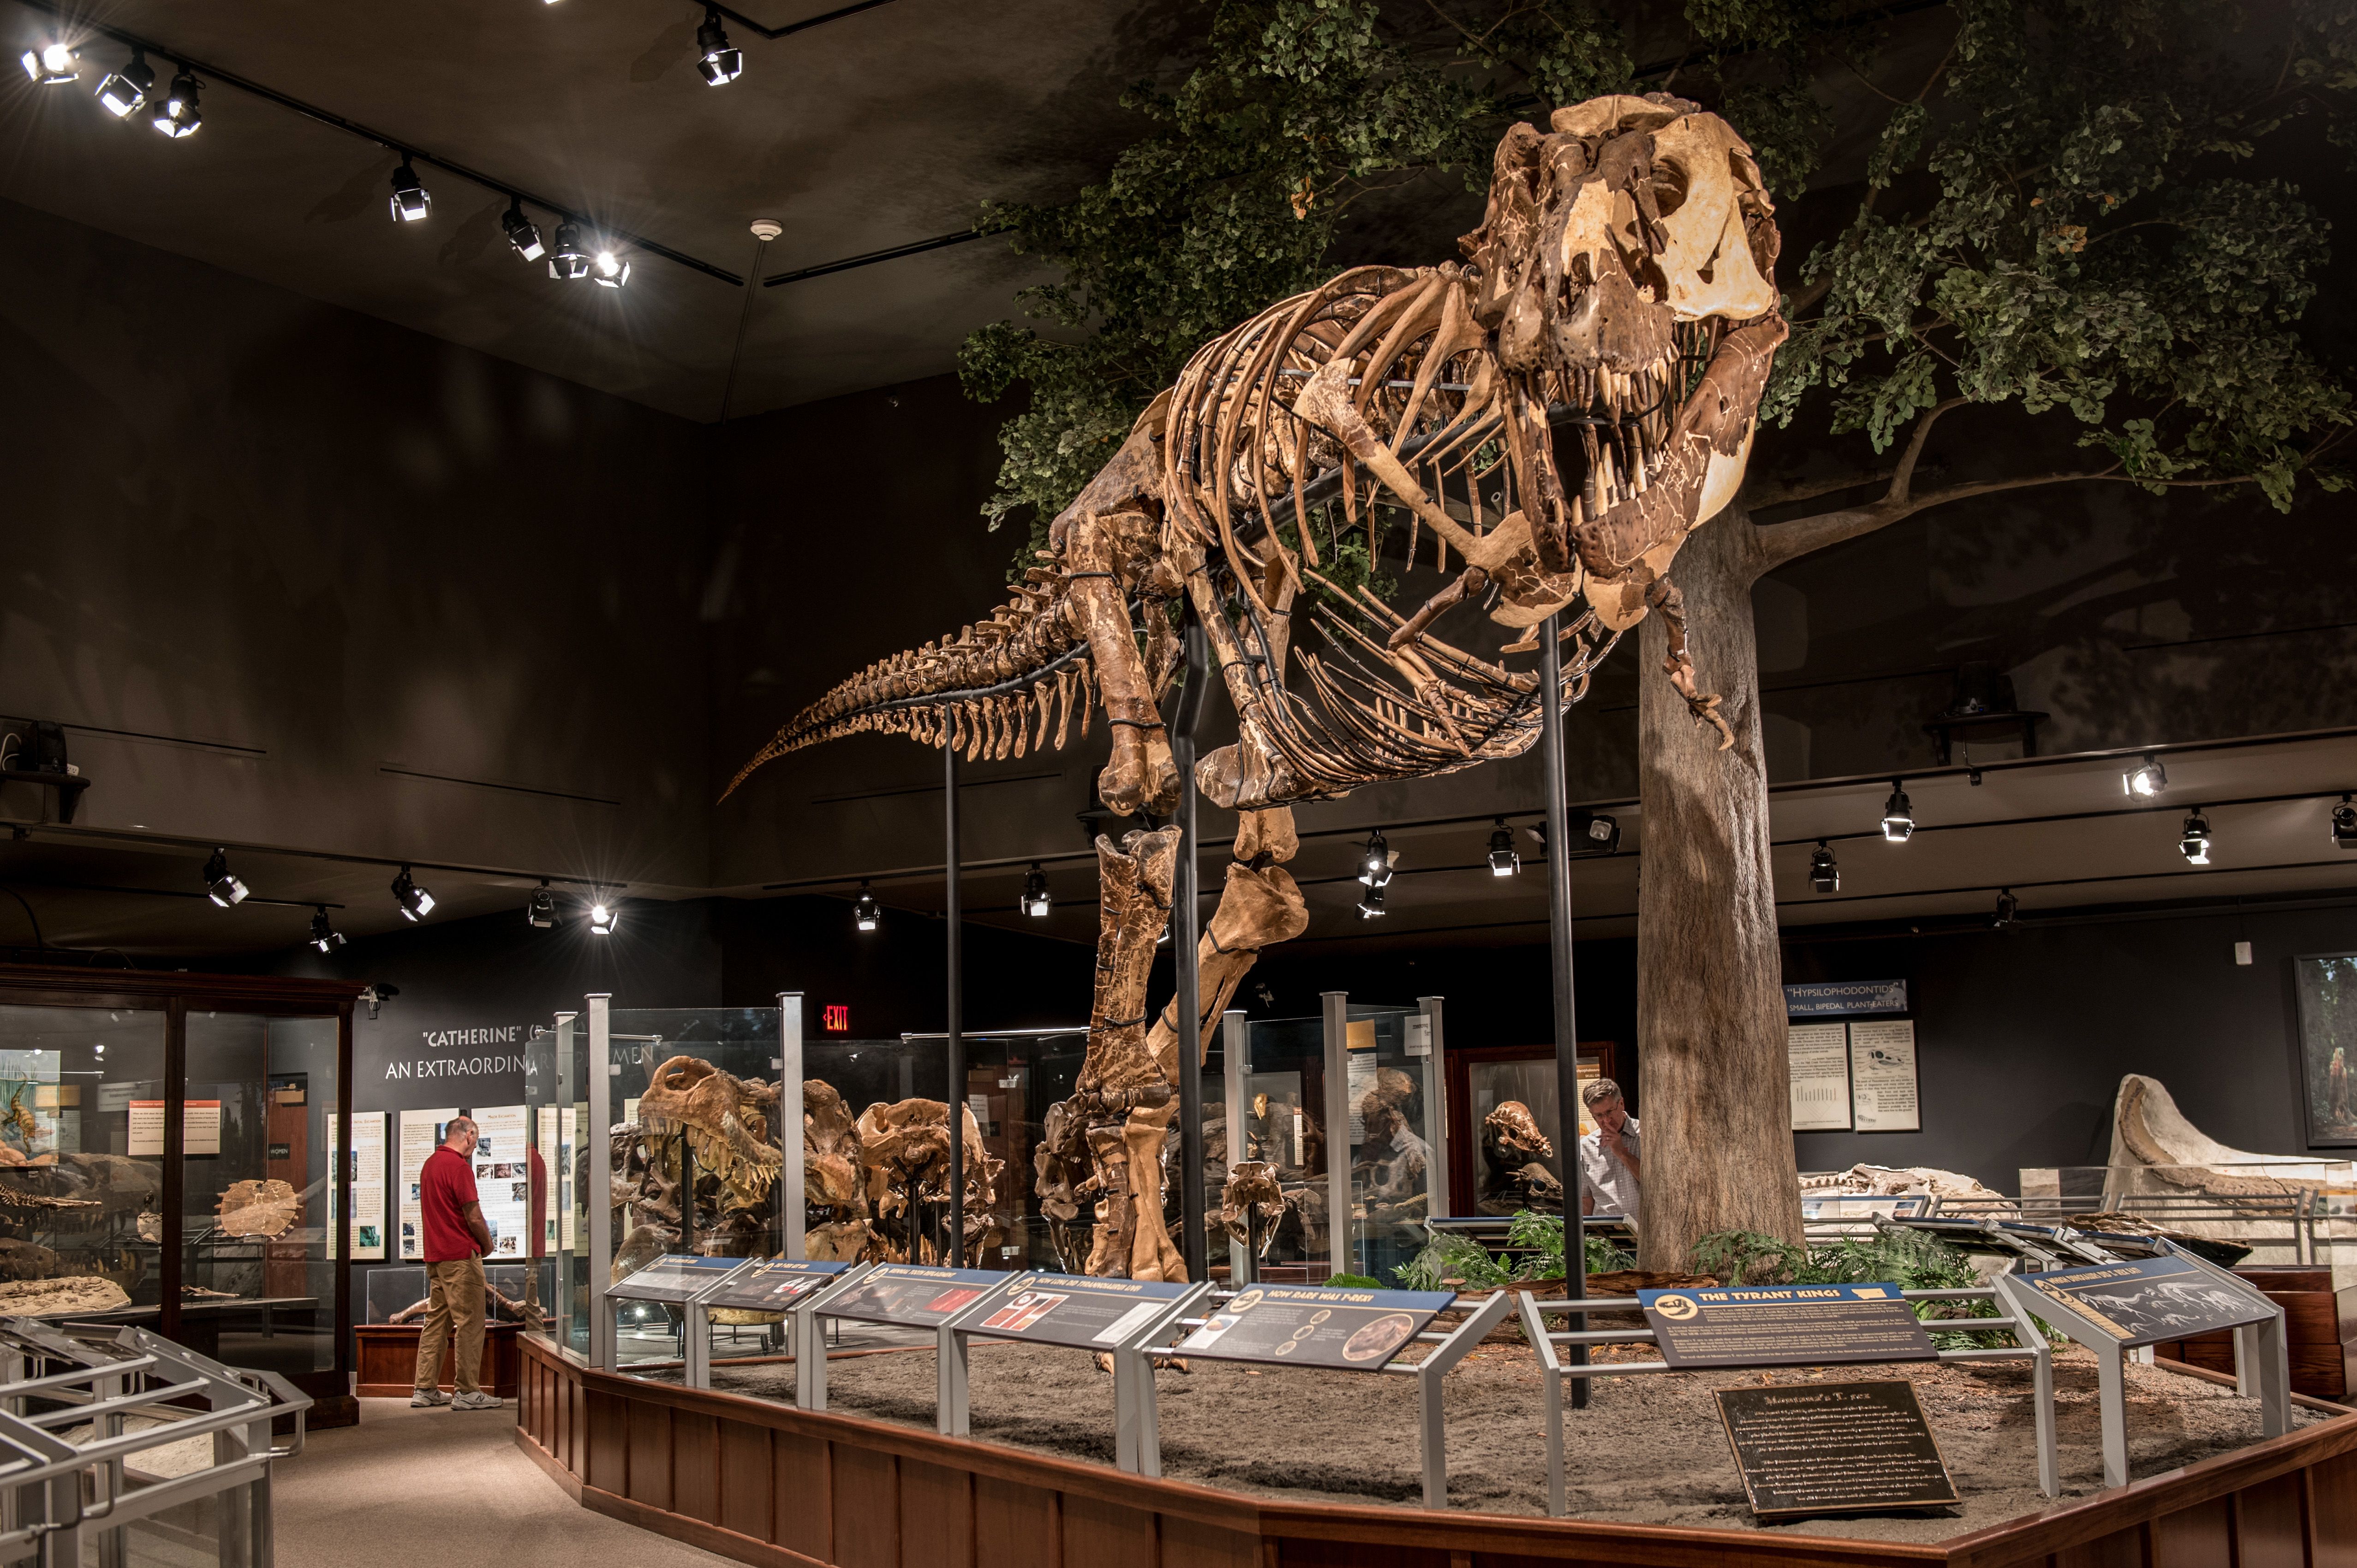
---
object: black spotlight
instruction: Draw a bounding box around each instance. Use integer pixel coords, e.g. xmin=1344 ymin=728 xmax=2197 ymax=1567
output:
xmin=1881 ymin=780 xmax=1915 ymax=843
xmin=1487 ymin=819 xmax=1519 ymax=876
xmin=388 ymin=157 xmax=431 ymax=222
xmin=20 ymin=39 xmax=75 ymax=85
xmin=1809 ymin=840 xmax=1839 ymax=893
xmin=853 ymin=882 xmax=879 ymax=932
xmin=2179 ymin=812 xmax=2212 ymax=866
xmin=526 ymin=881 xmax=556 ymax=928
xmin=1993 ymin=888 xmax=2019 ymax=930
xmin=1356 ymin=881 xmax=1388 ymax=919
xmin=96 ymin=48 xmax=152 ymax=116
xmin=2334 ymin=794 xmax=2357 ymax=851
xmin=695 ymin=8 xmax=742 ymax=84
xmin=501 ymin=199 xmax=545 ymax=262
xmin=151 ymin=67 xmax=201 ymax=138
xmin=588 ymin=894 xmax=618 ymax=936
xmin=1358 ymin=830 xmax=1394 ymax=888
xmin=202 ymin=848 xmax=248 ymax=907
xmin=548 ymin=221 xmax=592 ymax=280
xmin=1020 ymin=864 xmax=1051 ymax=917
xmin=2122 ymin=754 xmax=2167 ymax=798
xmin=391 ymin=864 xmax=434 ymax=922
xmin=310 ymin=907 xmax=345 ymax=953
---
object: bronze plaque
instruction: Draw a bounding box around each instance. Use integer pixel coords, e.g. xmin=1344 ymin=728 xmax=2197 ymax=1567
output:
xmin=1715 ymin=1380 xmax=1959 ymax=1518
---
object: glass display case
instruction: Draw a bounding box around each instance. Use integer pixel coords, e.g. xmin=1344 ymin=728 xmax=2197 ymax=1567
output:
xmin=0 ymin=966 xmax=358 ymax=1422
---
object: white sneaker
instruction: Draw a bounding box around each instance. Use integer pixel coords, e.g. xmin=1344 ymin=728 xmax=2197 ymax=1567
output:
xmin=450 ymin=1391 xmax=503 ymax=1411
xmin=409 ymin=1389 xmax=449 ymax=1407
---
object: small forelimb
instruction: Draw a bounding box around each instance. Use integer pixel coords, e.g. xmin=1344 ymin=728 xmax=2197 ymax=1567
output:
xmin=1645 ymin=575 xmax=1733 ymax=751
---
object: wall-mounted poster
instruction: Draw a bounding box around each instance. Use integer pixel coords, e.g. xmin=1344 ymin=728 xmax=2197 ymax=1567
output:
xmin=328 ymin=1112 xmax=388 ymax=1259
xmin=396 ymin=1108 xmax=459 ymax=1260
xmin=397 ymin=1105 xmax=529 ymax=1259
xmin=1848 ymin=1020 xmax=1920 ymax=1133
xmin=2293 ymin=954 xmax=2357 ymax=1147
xmin=1788 ymin=1023 xmax=1851 ymax=1131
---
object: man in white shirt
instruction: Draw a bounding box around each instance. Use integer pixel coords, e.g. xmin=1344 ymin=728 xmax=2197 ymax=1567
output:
xmin=1577 ymin=1078 xmax=1640 ymax=1218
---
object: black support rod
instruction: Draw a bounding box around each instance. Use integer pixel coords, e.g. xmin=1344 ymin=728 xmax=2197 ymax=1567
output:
xmin=1171 ymin=618 xmax=1211 ymax=1282
xmin=944 ymin=742 xmax=964 ymax=1267
xmin=1539 ymin=613 xmax=1590 ymax=1407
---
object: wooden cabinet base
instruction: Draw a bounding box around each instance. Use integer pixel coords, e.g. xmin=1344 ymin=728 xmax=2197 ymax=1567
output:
xmin=356 ymin=1323 xmax=522 ymax=1398
xmin=513 ymin=1332 xmax=2357 ymax=1568
xmin=2154 ymin=1264 xmax=2356 ymax=1400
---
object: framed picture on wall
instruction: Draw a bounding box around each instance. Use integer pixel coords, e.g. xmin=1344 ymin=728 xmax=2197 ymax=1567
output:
xmin=2292 ymin=954 xmax=2357 ymax=1148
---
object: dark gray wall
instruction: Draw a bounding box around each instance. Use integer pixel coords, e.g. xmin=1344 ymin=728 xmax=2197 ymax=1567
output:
xmin=0 ymin=194 xmax=714 ymax=894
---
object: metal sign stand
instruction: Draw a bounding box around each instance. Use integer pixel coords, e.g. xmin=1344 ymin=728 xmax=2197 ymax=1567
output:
xmin=1517 ymin=1284 xmax=2059 ymax=1515
xmin=1996 ymin=1243 xmax=2287 ymax=1490
xmin=1139 ymin=1288 xmax=1514 ymax=1505
xmin=789 ymin=1264 xmax=877 ymax=1411
xmin=1111 ymin=1284 xmax=1216 ymax=1476
xmin=930 ymin=1282 xmax=1212 ymax=1452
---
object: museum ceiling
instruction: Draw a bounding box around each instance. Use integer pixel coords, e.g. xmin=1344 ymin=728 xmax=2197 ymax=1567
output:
xmin=0 ymin=0 xmax=1203 ymax=420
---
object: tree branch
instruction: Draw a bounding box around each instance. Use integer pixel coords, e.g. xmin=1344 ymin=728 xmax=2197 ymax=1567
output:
xmin=1750 ymin=468 xmax=2123 ymax=574
xmin=1740 ymin=469 xmax=1892 ymax=510
xmin=1889 ymin=397 xmax=1968 ymax=507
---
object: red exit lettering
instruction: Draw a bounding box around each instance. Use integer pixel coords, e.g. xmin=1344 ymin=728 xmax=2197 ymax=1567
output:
xmin=822 ymin=1005 xmax=849 ymax=1033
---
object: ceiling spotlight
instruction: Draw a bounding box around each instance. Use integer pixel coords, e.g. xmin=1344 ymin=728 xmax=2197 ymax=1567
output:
xmin=1487 ymin=819 xmax=1520 ymax=876
xmin=1020 ymin=864 xmax=1051 ymax=917
xmin=853 ymin=882 xmax=879 ymax=932
xmin=2122 ymin=755 xmax=2167 ymax=798
xmin=1809 ymin=841 xmax=1839 ymax=894
xmin=1881 ymin=781 xmax=1915 ymax=843
xmin=202 ymin=849 xmax=248 ymax=907
xmin=95 ymin=48 xmax=151 ymax=117
xmin=151 ymin=68 xmax=200 ymax=138
xmin=588 ymin=896 xmax=617 ymax=936
xmin=548 ymin=221 xmax=592 ymax=280
xmin=1358 ymin=830 xmax=1395 ymax=888
xmin=501 ymin=199 xmax=545 ymax=262
xmin=1993 ymin=888 xmax=2019 ymax=930
xmin=2333 ymin=794 xmax=2357 ymax=851
xmin=21 ymin=40 xmax=76 ymax=85
xmin=310 ymin=907 xmax=345 ymax=953
xmin=591 ymin=248 xmax=631 ymax=289
xmin=2179 ymin=812 xmax=2212 ymax=866
xmin=695 ymin=8 xmax=742 ymax=84
xmin=388 ymin=157 xmax=431 ymax=223
xmin=526 ymin=880 xmax=555 ymax=928
xmin=1356 ymin=881 xmax=1388 ymax=919
xmin=391 ymin=864 xmax=435 ymax=922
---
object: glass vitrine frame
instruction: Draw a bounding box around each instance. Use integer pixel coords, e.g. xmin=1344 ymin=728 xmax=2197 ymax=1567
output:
xmin=0 ymin=964 xmax=359 ymax=1419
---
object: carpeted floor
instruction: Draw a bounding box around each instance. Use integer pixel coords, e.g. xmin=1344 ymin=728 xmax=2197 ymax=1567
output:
xmin=274 ymin=1398 xmax=733 ymax=1568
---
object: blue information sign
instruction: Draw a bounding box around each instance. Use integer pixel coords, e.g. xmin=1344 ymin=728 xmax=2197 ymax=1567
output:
xmin=1784 ymin=980 xmax=1908 ymax=1017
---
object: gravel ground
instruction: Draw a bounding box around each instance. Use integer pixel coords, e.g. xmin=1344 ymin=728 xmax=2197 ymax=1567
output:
xmin=703 ymin=1337 xmax=2333 ymax=1541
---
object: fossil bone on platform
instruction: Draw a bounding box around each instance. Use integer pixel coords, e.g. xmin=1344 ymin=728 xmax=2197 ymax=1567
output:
xmin=0 ymin=1276 xmax=131 ymax=1316
xmin=215 ymin=1179 xmax=301 ymax=1239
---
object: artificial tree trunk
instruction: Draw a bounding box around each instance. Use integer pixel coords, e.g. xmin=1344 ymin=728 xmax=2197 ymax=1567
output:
xmin=1631 ymin=509 xmax=1805 ymax=1270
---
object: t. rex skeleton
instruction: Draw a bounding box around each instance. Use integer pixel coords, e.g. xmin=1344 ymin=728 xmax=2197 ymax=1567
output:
xmin=731 ymin=95 xmax=1785 ymax=1283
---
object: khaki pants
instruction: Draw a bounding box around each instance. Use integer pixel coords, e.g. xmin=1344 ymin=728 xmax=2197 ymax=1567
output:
xmin=413 ymin=1256 xmax=487 ymax=1395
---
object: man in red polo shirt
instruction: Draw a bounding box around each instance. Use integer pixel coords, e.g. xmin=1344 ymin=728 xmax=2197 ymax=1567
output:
xmin=412 ymin=1115 xmax=502 ymax=1410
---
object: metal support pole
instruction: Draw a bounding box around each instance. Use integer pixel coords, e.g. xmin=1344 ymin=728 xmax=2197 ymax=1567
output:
xmin=1321 ymin=991 xmax=1352 ymax=1279
xmin=779 ymin=993 xmax=806 ymax=1260
xmin=1173 ymin=617 xmax=1211 ymax=1282
xmin=944 ymin=743 xmax=964 ymax=1267
xmin=1222 ymin=1010 xmax=1252 ymax=1286
xmin=587 ymin=994 xmax=615 ymax=1371
xmin=1539 ymin=613 xmax=1590 ymax=1407
xmin=1417 ymin=996 xmax=1449 ymax=1218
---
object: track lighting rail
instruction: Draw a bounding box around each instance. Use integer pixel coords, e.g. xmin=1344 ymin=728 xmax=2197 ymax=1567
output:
xmin=705 ymin=0 xmax=900 ymax=41
xmin=6 ymin=0 xmax=744 ymax=285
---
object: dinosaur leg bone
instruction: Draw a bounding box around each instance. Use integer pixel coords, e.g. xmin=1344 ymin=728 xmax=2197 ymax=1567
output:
xmin=1073 ymin=826 xmax=1181 ymax=1278
xmin=1063 ymin=510 xmax=1180 ymax=816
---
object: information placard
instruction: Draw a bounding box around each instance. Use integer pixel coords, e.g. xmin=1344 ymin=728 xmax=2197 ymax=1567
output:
xmin=1849 ymin=1021 xmax=1920 ymax=1132
xmin=2023 ymin=1256 xmax=2273 ymax=1347
xmin=1176 ymin=1283 xmax=1454 ymax=1369
xmin=610 ymin=1254 xmax=745 ymax=1303
xmin=1788 ymin=1023 xmax=1852 ymax=1131
xmin=1641 ymin=1283 xmax=1937 ymax=1368
xmin=395 ymin=1108 xmax=459 ymax=1261
xmin=327 ymin=1112 xmax=388 ymax=1259
xmin=698 ymin=1258 xmax=853 ymax=1313
xmin=820 ymin=1264 xmax=1000 ymax=1328
xmin=963 ymin=1271 xmax=1194 ymax=1350
xmin=471 ymin=1104 xmax=529 ymax=1260
xmin=1715 ymin=1381 xmax=1958 ymax=1518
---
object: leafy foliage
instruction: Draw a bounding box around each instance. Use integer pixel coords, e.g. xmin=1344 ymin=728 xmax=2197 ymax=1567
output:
xmin=1392 ymin=1210 xmax=1632 ymax=1291
xmin=963 ymin=0 xmax=2352 ymax=567
xmin=1322 ymin=1271 xmax=1387 ymax=1288
xmin=1692 ymin=1225 xmax=2025 ymax=1347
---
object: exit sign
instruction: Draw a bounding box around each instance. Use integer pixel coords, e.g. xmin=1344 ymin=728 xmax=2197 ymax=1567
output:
xmin=822 ymin=1005 xmax=849 ymax=1033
